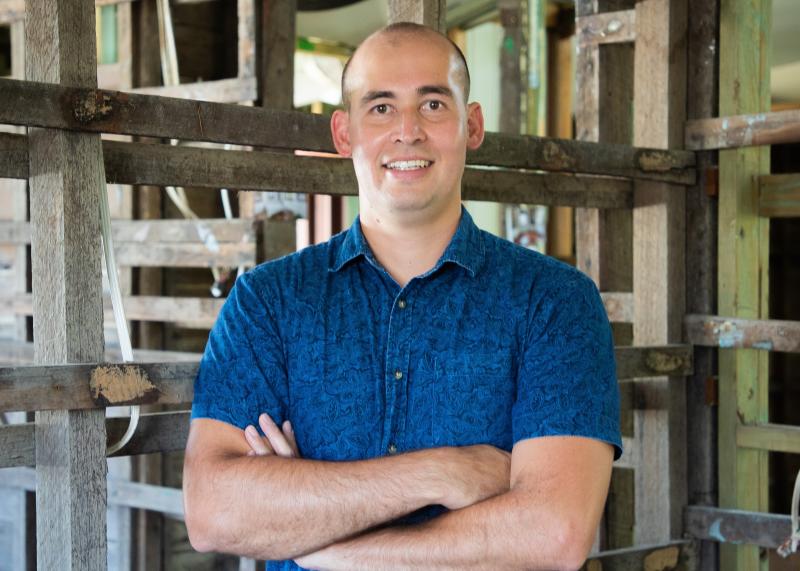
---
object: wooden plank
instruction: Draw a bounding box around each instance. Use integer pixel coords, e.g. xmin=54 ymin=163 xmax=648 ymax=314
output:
xmin=685 ymin=314 xmax=800 ymax=353
xmin=237 ymin=0 xmax=255 ymax=79
xmin=0 ymin=77 xmax=697 ymax=183
xmin=576 ymin=9 xmax=636 ymax=46
xmin=737 ymin=423 xmax=800 ymax=455
xmin=114 ymin=242 xmax=255 ymax=268
xmin=685 ymin=109 xmax=800 ymax=150
xmin=632 ymin=0 xmax=687 ymax=546
xmin=684 ymin=506 xmax=790 ymax=550
xmin=0 ymin=362 xmax=198 ymax=413
xmin=601 ymin=292 xmax=634 ymax=323
xmin=259 ymin=0 xmax=295 ymax=110
xmin=0 ymin=339 xmax=199 ymax=366
xmin=0 ymin=134 xmax=634 ymax=209
xmin=0 ymin=468 xmax=185 ymax=519
xmin=388 ymin=0 xmax=446 ymax=31
xmin=131 ymin=76 xmax=257 ymax=103
xmin=2 ymin=293 xmax=222 ymax=329
xmin=717 ymin=0 xmax=772 ymax=568
xmin=0 ymin=411 xmax=191 ymax=469
xmin=25 ymin=0 xmax=108 ymax=567
xmin=759 ymin=174 xmax=800 ymax=218
xmin=0 ymin=345 xmax=691 ymax=415
xmin=581 ymin=541 xmax=695 ymax=570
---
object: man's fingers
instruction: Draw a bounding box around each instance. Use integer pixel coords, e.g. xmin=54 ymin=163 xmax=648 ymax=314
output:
xmin=244 ymin=424 xmax=273 ymax=456
xmin=259 ymin=413 xmax=295 ymax=457
xmin=283 ymin=420 xmax=300 ymax=457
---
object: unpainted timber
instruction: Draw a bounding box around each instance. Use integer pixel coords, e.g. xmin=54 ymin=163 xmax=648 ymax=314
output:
xmin=388 ymin=0 xmax=446 ymax=31
xmin=685 ymin=314 xmax=800 ymax=353
xmin=0 ymin=78 xmax=696 ymax=183
xmin=685 ymin=109 xmax=800 ymax=150
xmin=0 ymin=134 xmax=633 ymax=209
xmin=576 ymin=9 xmax=636 ymax=46
xmin=0 ymin=345 xmax=693 ymax=414
xmin=581 ymin=540 xmax=696 ymax=570
xmin=684 ymin=506 xmax=790 ymax=550
xmin=759 ymin=174 xmax=800 ymax=218
xmin=0 ymin=339 xmax=199 ymax=367
xmin=132 ymin=77 xmax=257 ymax=103
xmin=736 ymin=423 xmax=800 ymax=455
xmin=0 ymin=411 xmax=191 ymax=468
xmin=600 ymin=292 xmax=634 ymax=323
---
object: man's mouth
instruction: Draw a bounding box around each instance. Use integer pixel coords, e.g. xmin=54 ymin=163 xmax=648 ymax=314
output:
xmin=383 ymin=160 xmax=433 ymax=171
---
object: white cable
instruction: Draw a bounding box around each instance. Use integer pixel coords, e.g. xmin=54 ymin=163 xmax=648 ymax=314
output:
xmin=99 ymin=180 xmax=139 ymax=456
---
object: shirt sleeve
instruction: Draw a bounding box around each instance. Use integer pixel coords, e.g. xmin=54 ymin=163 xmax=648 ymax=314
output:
xmin=191 ymin=270 xmax=289 ymax=430
xmin=513 ymin=274 xmax=623 ymax=459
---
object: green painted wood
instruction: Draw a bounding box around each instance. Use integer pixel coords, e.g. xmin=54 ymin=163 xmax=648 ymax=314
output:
xmin=718 ymin=0 xmax=772 ymax=569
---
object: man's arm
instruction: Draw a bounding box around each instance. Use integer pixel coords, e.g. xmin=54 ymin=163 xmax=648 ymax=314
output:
xmin=295 ymin=436 xmax=613 ymax=571
xmin=182 ymin=417 xmax=511 ymax=561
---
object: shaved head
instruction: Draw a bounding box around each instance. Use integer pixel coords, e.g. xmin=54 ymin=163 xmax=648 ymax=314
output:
xmin=340 ymin=22 xmax=471 ymax=110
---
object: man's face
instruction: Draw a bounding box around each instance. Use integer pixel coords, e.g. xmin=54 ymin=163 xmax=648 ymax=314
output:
xmin=331 ymin=33 xmax=484 ymax=224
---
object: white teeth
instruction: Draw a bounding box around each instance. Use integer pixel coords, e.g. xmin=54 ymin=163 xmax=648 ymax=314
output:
xmin=385 ymin=160 xmax=431 ymax=170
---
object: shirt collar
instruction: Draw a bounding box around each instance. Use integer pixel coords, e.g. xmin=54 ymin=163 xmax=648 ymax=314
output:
xmin=330 ymin=207 xmax=485 ymax=278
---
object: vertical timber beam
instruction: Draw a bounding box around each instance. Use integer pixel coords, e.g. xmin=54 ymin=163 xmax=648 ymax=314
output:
xmin=718 ymin=0 xmax=771 ymax=569
xmin=632 ymin=0 xmax=687 ymax=545
xmin=388 ymin=0 xmax=446 ymax=32
xmin=685 ymin=0 xmax=719 ymax=568
xmin=25 ymin=0 xmax=108 ymax=569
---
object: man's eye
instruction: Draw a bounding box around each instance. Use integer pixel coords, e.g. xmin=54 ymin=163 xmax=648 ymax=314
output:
xmin=426 ymin=101 xmax=442 ymax=111
xmin=373 ymin=104 xmax=389 ymax=114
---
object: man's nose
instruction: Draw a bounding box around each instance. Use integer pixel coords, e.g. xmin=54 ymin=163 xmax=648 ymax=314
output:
xmin=394 ymin=110 xmax=426 ymax=144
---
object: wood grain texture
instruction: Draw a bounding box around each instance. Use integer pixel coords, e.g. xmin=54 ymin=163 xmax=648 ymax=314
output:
xmin=758 ymin=174 xmax=800 ymax=218
xmin=685 ymin=314 xmax=800 ymax=353
xmin=0 ymin=79 xmax=697 ymax=182
xmin=685 ymin=109 xmax=800 ymax=150
xmin=717 ymin=0 xmax=772 ymax=568
xmin=737 ymin=423 xmax=800 ymax=455
xmin=259 ymin=0 xmax=295 ymax=109
xmin=685 ymin=506 xmax=789 ymax=550
xmin=25 ymin=0 xmax=108 ymax=568
xmin=132 ymin=76 xmax=257 ymax=103
xmin=388 ymin=0 xmax=446 ymax=31
xmin=631 ymin=0 xmax=687 ymax=546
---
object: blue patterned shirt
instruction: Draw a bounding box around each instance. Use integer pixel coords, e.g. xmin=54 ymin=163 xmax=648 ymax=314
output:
xmin=192 ymin=208 xmax=622 ymax=570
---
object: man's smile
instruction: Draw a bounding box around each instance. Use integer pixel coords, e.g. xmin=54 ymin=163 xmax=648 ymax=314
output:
xmin=383 ymin=159 xmax=434 ymax=171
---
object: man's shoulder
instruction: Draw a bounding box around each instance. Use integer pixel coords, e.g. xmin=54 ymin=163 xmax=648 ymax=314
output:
xmin=478 ymin=228 xmax=592 ymax=292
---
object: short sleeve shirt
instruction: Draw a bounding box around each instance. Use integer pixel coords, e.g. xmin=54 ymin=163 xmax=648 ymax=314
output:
xmin=192 ymin=208 xmax=622 ymax=570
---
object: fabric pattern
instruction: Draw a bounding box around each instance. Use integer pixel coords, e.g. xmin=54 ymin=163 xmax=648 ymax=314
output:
xmin=192 ymin=208 xmax=622 ymax=571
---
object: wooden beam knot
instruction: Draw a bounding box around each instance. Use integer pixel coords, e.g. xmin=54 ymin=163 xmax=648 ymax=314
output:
xmin=70 ymin=89 xmax=126 ymax=125
xmin=644 ymin=350 xmax=691 ymax=375
xmin=89 ymin=364 xmax=159 ymax=407
xmin=636 ymin=149 xmax=683 ymax=173
xmin=542 ymin=141 xmax=577 ymax=171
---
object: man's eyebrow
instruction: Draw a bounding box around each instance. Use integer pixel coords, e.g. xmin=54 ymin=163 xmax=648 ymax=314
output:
xmin=361 ymin=90 xmax=395 ymax=104
xmin=418 ymin=85 xmax=454 ymax=98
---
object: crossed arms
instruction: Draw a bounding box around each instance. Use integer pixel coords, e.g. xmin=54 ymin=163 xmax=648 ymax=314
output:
xmin=183 ymin=414 xmax=613 ymax=570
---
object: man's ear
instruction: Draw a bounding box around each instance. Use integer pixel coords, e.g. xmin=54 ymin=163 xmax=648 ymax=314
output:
xmin=331 ymin=109 xmax=352 ymax=157
xmin=466 ymin=102 xmax=485 ymax=150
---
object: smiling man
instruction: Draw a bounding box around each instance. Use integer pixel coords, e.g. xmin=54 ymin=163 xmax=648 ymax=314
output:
xmin=183 ymin=23 xmax=621 ymax=571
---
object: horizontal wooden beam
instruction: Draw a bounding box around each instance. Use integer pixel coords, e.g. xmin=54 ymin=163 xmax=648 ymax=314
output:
xmin=2 ymin=294 xmax=223 ymax=329
xmin=0 ymin=411 xmax=190 ymax=468
xmin=685 ymin=314 xmax=800 ymax=353
xmin=685 ymin=109 xmax=800 ymax=150
xmin=759 ymin=174 xmax=800 ymax=218
xmin=0 ymin=345 xmax=692 ymax=413
xmin=584 ymin=541 xmax=695 ymax=570
xmin=600 ymin=291 xmax=633 ymax=322
xmin=576 ymin=9 xmax=636 ymax=46
xmin=0 ymin=339 xmax=199 ymax=366
xmin=0 ymin=134 xmax=634 ymax=209
xmin=132 ymin=77 xmax=257 ymax=104
xmin=684 ymin=506 xmax=791 ymax=549
xmin=737 ymin=423 xmax=800 ymax=454
xmin=0 ymin=77 xmax=695 ymax=183
xmin=0 ymin=467 xmax=184 ymax=519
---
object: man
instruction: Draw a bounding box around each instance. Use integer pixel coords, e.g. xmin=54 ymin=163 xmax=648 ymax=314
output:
xmin=184 ymin=22 xmax=621 ymax=571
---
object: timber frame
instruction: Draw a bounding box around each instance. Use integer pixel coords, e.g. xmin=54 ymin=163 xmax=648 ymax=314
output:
xmin=0 ymin=0 xmax=800 ymax=570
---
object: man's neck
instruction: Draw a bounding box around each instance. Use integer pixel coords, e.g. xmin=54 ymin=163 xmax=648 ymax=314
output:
xmin=359 ymin=206 xmax=461 ymax=288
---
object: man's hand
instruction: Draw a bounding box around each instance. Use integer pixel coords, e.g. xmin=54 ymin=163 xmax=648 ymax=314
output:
xmin=438 ymin=445 xmax=511 ymax=510
xmin=244 ymin=413 xmax=300 ymax=458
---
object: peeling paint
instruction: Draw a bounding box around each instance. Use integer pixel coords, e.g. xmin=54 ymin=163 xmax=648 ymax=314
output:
xmin=72 ymin=90 xmax=115 ymax=124
xmin=709 ymin=518 xmax=726 ymax=542
xmin=715 ymin=320 xmax=744 ymax=348
xmin=643 ymin=546 xmax=679 ymax=571
xmin=637 ymin=150 xmax=675 ymax=173
xmin=752 ymin=340 xmax=773 ymax=350
xmin=90 ymin=365 xmax=159 ymax=406
xmin=606 ymin=19 xmax=622 ymax=34
xmin=645 ymin=351 xmax=688 ymax=374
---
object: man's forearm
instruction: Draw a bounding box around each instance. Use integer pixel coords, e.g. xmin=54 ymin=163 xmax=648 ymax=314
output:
xmin=186 ymin=449 xmax=452 ymax=561
xmin=298 ymin=487 xmax=592 ymax=571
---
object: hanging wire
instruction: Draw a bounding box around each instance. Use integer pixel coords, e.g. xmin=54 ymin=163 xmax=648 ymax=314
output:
xmin=778 ymin=468 xmax=800 ymax=557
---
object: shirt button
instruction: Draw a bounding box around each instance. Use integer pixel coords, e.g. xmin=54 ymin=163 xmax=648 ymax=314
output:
xmin=397 ymin=299 xmax=407 ymax=309
xmin=394 ymin=369 xmax=403 ymax=380
xmin=388 ymin=444 xmax=397 ymax=454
